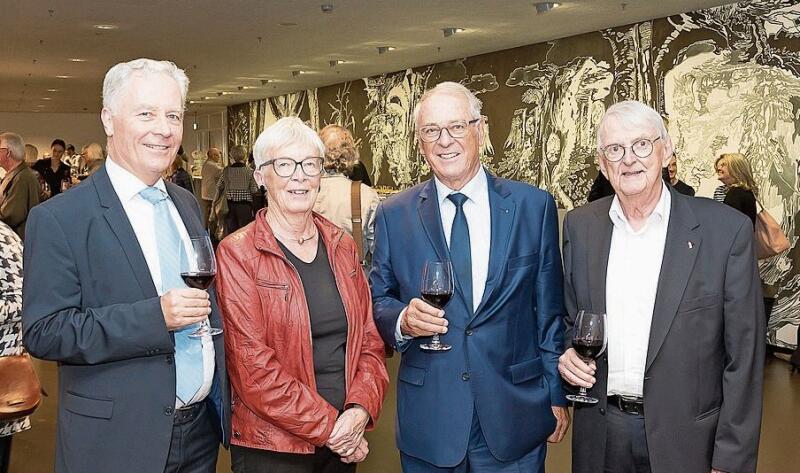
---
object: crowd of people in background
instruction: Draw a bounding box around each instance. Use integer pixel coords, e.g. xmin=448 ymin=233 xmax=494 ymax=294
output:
xmin=0 ymin=57 xmax=795 ymax=473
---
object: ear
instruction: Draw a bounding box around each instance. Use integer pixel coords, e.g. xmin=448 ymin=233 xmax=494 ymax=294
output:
xmin=101 ymin=108 xmax=114 ymax=137
xmin=477 ymin=116 xmax=486 ymax=149
xmin=253 ymin=169 xmax=266 ymax=188
xmin=597 ymin=153 xmax=609 ymax=179
xmin=661 ymin=135 xmax=674 ymax=169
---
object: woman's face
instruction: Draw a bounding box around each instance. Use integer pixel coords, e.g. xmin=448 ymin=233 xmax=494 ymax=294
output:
xmin=716 ymin=158 xmax=733 ymax=186
xmin=256 ymin=142 xmax=322 ymax=218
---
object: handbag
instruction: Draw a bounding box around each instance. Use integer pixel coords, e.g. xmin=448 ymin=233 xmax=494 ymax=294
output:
xmin=0 ymin=353 xmax=42 ymax=420
xmin=754 ymin=201 xmax=790 ymax=259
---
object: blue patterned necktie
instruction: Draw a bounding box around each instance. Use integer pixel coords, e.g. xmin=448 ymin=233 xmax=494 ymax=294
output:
xmin=139 ymin=186 xmax=204 ymax=406
xmin=447 ymin=192 xmax=473 ymax=314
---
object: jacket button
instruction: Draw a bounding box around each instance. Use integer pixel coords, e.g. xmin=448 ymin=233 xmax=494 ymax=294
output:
xmin=233 ymin=431 xmax=241 ymax=439
xmin=461 ymin=372 xmax=470 ymax=381
xmin=466 ymin=330 xmax=473 ymax=336
xmin=164 ymin=406 xmax=174 ymax=416
xmin=599 ymin=408 xmax=605 ymax=415
xmin=165 ymin=355 xmax=174 ymax=365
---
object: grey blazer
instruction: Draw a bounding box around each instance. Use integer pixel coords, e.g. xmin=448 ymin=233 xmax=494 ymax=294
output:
xmin=22 ymin=165 xmax=230 ymax=473
xmin=562 ymin=187 xmax=764 ymax=473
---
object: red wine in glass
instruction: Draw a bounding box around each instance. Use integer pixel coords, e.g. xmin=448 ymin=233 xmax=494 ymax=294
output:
xmin=565 ymin=310 xmax=606 ymax=404
xmin=181 ymin=271 xmax=216 ymax=290
xmin=419 ymin=261 xmax=454 ymax=352
xmin=181 ymin=235 xmax=222 ymax=338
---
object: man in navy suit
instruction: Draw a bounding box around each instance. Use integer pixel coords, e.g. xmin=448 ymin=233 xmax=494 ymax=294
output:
xmin=22 ymin=58 xmax=229 ymax=473
xmin=370 ymin=82 xmax=568 ymax=472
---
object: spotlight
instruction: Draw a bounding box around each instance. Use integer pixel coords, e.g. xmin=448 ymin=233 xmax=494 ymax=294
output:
xmin=442 ymin=27 xmax=465 ymax=37
xmin=534 ymin=2 xmax=560 ymax=14
xmin=377 ymin=46 xmax=396 ymax=54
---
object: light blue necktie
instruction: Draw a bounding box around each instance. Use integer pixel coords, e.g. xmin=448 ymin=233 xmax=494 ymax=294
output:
xmin=139 ymin=186 xmax=204 ymax=405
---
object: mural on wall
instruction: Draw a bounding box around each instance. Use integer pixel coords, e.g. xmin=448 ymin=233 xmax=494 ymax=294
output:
xmin=227 ymin=0 xmax=800 ymax=349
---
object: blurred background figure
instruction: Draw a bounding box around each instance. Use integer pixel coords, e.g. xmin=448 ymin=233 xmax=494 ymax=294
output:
xmin=166 ymin=153 xmax=195 ymax=195
xmin=24 ymin=144 xmax=50 ymax=201
xmin=315 ymin=124 xmax=380 ymax=264
xmin=200 ymin=147 xmax=223 ymax=227
xmin=33 ymin=139 xmax=71 ymax=197
xmin=80 ymin=143 xmax=105 ymax=178
xmin=0 ymin=132 xmax=40 ymax=239
xmin=0 ymin=220 xmax=32 ymax=473
xmin=667 ymin=154 xmax=695 ymax=196
xmin=212 ymin=144 xmax=257 ymax=236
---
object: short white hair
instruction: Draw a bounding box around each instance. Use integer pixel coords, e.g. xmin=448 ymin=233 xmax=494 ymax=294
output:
xmin=252 ymin=117 xmax=325 ymax=169
xmin=413 ymin=81 xmax=482 ymax=127
xmin=0 ymin=132 xmax=25 ymax=162
xmin=597 ymin=100 xmax=668 ymax=151
xmin=102 ymin=58 xmax=189 ymax=113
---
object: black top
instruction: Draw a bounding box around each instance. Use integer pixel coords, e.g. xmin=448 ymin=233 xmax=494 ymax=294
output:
xmin=170 ymin=168 xmax=194 ymax=195
xmin=348 ymin=160 xmax=373 ymax=187
xmin=672 ymin=179 xmax=695 ymax=197
xmin=33 ymin=158 xmax=71 ymax=197
xmin=278 ymin=238 xmax=348 ymax=410
xmin=723 ymin=186 xmax=757 ymax=226
xmin=587 ymin=172 xmax=614 ymax=202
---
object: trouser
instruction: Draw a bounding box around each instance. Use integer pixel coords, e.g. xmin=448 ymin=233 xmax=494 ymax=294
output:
xmin=201 ymin=199 xmax=212 ymax=228
xmin=400 ymin=408 xmax=546 ymax=472
xmin=225 ymin=200 xmax=255 ymax=235
xmin=164 ymin=401 xmax=220 ymax=473
xmin=0 ymin=435 xmax=11 ymax=473
xmin=603 ymin=404 xmax=652 ymax=473
xmin=231 ymin=444 xmax=357 ymax=473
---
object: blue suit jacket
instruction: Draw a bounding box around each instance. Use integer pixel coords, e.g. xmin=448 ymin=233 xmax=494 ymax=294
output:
xmin=370 ymin=171 xmax=566 ymax=467
xmin=22 ymin=165 xmax=230 ymax=473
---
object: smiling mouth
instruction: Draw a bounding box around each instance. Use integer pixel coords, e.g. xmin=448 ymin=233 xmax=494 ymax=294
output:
xmin=438 ymin=152 xmax=459 ymax=160
xmin=144 ymin=144 xmax=170 ymax=151
xmin=287 ymin=189 xmax=309 ymax=195
xmin=622 ymin=170 xmax=645 ymax=177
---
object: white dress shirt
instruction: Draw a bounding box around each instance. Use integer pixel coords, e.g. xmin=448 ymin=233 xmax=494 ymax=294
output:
xmin=605 ymin=183 xmax=671 ymax=398
xmin=106 ymin=157 xmax=215 ymax=407
xmin=396 ymin=167 xmax=492 ymax=341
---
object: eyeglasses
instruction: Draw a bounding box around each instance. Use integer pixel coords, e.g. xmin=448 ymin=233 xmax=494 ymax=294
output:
xmin=259 ymin=157 xmax=324 ymax=178
xmin=600 ymin=137 xmax=661 ymax=162
xmin=418 ymin=118 xmax=480 ymax=143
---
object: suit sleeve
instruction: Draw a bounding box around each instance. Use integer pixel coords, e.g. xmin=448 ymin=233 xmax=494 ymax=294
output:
xmin=537 ymin=194 xmax=567 ymax=406
xmin=0 ymin=174 xmax=38 ymax=231
xmin=215 ymin=241 xmax=339 ymax=446
xmin=21 ymin=205 xmax=174 ymax=364
xmin=369 ymin=203 xmax=410 ymax=350
xmin=561 ymin=212 xmax=577 ymax=345
xmin=711 ymin=218 xmax=764 ymax=473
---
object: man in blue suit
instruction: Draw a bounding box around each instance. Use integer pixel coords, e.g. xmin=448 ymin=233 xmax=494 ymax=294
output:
xmin=370 ymin=82 xmax=568 ymax=472
xmin=22 ymin=58 xmax=229 ymax=473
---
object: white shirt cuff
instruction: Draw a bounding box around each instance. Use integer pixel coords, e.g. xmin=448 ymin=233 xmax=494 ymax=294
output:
xmin=395 ymin=307 xmax=414 ymax=344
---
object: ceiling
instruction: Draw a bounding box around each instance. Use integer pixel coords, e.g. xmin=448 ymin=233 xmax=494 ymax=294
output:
xmin=2 ymin=0 xmax=737 ymax=114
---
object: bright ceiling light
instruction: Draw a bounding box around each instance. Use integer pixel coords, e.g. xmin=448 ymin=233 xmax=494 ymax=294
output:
xmin=442 ymin=27 xmax=466 ymax=37
xmin=260 ymin=79 xmax=272 ymax=86
xmin=56 ymin=75 xmax=71 ymax=79
xmin=534 ymin=2 xmax=560 ymax=14
xmin=377 ymin=46 xmax=396 ymax=54
xmin=291 ymin=70 xmax=306 ymax=77
xmin=93 ymin=24 xmax=118 ymax=30
xmin=47 ymin=88 xmax=59 ymax=92
xmin=42 ymin=97 xmax=52 ymax=100
xmin=69 ymin=58 xmax=86 ymax=62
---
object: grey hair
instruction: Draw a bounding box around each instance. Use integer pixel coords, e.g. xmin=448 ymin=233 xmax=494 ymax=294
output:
xmin=229 ymin=145 xmax=248 ymax=163
xmin=102 ymin=58 xmax=189 ymax=113
xmin=413 ymin=81 xmax=482 ymax=127
xmin=596 ymin=100 xmax=668 ymax=151
xmin=252 ymin=117 xmax=325 ymax=169
xmin=0 ymin=132 xmax=25 ymax=162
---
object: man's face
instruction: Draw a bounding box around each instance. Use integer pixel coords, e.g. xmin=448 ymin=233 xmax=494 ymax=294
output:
xmin=667 ymin=156 xmax=677 ymax=180
xmin=417 ymin=91 xmax=483 ymax=190
xmin=51 ymin=145 xmax=65 ymax=160
xmin=101 ymin=72 xmax=184 ymax=185
xmin=598 ymin=116 xmax=671 ymax=198
xmin=0 ymin=142 xmax=11 ymax=171
xmin=208 ymin=148 xmax=221 ymax=162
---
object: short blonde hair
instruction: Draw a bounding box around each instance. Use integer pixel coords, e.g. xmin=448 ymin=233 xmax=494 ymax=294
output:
xmin=718 ymin=152 xmax=758 ymax=196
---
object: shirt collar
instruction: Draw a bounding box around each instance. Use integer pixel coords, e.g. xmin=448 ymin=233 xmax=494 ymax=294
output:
xmin=434 ymin=166 xmax=487 ymax=206
xmin=106 ymin=156 xmax=167 ymax=203
xmin=609 ymin=182 xmax=671 ymax=234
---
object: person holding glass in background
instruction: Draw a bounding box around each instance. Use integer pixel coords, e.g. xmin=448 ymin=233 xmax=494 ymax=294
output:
xmin=22 ymin=58 xmax=230 ymax=473
xmin=559 ymin=101 xmax=764 ymax=473
xmin=370 ymin=82 xmax=568 ymax=472
xmin=215 ymin=117 xmax=388 ymax=473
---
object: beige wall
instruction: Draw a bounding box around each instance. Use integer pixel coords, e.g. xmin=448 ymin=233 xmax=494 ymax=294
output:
xmin=0 ymin=112 xmax=106 ymax=157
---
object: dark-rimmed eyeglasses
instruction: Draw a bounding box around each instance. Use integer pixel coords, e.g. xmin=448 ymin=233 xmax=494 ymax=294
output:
xmin=259 ymin=157 xmax=324 ymax=178
xmin=601 ymin=137 xmax=661 ymax=162
xmin=418 ymin=118 xmax=480 ymax=143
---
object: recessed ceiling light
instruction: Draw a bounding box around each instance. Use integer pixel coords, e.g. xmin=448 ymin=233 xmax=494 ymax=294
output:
xmin=69 ymin=58 xmax=86 ymax=62
xmin=56 ymin=75 xmax=71 ymax=79
xmin=47 ymin=88 xmax=59 ymax=92
xmin=329 ymin=59 xmax=347 ymax=67
xmin=377 ymin=46 xmax=396 ymax=54
xmin=237 ymin=85 xmax=260 ymax=91
xmin=36 ymin=104 xmax=46 ymax=107
xmin=260 ymin=79 xmax=272 ymax=86
xmin=203 ymin=96 xmax=214 ymax=100
xmin=291 ymin=70 xmax=306 ymax=77
xmin=442 ymin=27 xmax=466 ymax=37
xmin=321 ymin=4 xmax=334 ymax=13
xmin=278 ymin=22 xmax=298 ymax=27
xmin=42 ymin=97 xmax=52 ymax=100
xmin=534 ymin=2 xmax=560 ymax=14
xmin=93 ymin=24 xmax=118 ymax=30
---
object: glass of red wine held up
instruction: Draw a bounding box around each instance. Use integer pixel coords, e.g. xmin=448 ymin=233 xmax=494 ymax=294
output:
xmin=565 ymin=310 xmax=606 ymax=405
xmin=419 ymin=260 xmax=454 ymax=352
xmin=180 ymin=235 xmax=223 ymax=338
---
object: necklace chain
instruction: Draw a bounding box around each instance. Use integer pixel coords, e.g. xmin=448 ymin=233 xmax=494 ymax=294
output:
xmin=267 ymin=215 xmax=317 ymax=245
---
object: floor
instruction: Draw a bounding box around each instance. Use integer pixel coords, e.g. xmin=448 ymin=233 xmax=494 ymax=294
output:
xmin=10 ymin=354 xmax=799 ymax=472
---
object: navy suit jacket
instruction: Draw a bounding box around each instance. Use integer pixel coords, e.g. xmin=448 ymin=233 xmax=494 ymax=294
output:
xmin=370 ymin=171 xmax=566 ymax=467
xmin=22 ymin=165 xmax=230 ymax=473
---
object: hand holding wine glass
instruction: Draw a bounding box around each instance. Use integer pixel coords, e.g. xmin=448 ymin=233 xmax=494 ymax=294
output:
xmin=418 ymin=260 xmax=454 ymax=352
xmin=180 ymin=235 xmax=223 ymax=337
xmin=564 ymin=310 xmax=606 ymax=404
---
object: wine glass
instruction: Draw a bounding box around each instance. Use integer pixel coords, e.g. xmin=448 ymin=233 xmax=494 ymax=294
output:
xmin=565 ymin=310 xmax=606 ymax=404
xmin=180 ymin=235 xmax=223 ymax=338
xmin=419 ymin=260 xmax=454 ymax=352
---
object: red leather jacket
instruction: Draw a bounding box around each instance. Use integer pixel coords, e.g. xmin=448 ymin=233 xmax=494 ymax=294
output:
xmin=216 ymin=209 xmax=388 ymax=453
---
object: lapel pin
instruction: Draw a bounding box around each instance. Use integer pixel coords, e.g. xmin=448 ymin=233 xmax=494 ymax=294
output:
xmin=688 ymin=241 xmax=694 ymax=249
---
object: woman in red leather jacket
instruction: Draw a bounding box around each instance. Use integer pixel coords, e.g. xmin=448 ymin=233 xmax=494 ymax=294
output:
xmin=215 ymin=117 xmax=388 ymax=473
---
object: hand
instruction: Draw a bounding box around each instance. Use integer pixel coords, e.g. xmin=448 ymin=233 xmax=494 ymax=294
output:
xmin=326 ymin=406 xmax=370 ymax=457
xmin=400 ymin=298 xmax=448 ymax=338
xmin=711 ymin=469 xmax=727 ymax=473
xmin=558 ymin=348 xmax=597 ymax=388
xmin=339 ymin=438 xmax=369 ymax=464
xmin=160 ymin=288 xmax=212 ymax=331
xmin=547 ymin=406 xmax=570 ymax=443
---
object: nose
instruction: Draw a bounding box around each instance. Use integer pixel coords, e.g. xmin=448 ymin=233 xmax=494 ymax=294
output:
xmin=290 ymin=162 xmax=307 ymax=182
xmin=437 ymin=127 xmax=455 ymax=146
xmin=620 ymin=147 xmax=638 ymax=166
xmin=153 ymin=114 xmax=172 ymax=136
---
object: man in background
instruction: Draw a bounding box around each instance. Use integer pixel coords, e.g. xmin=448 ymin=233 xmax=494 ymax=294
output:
xmin=200 ymin=147 xmax=223 ymax=227
xmin=667 ymin=154 xmax=695 ymax=196
xmin=0 ymin=132 xmax=40 ymax=239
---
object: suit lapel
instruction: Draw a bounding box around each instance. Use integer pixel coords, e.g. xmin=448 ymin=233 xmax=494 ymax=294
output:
xmin=94 ymin=166 xmax=158 ymax=297
xmin=588 ymin=199 xmax=614 ymax=314
xmin=646 ymin=189 xmax=700 ymax=371
xmin=473 ymin=173 xmax=514 ymax=319
xmin=417 ymin=179 xmax=450 ymax=266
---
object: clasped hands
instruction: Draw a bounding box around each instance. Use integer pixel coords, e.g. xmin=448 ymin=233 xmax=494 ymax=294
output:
xmin=326 ymin=406 xmax=370 ymax=463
